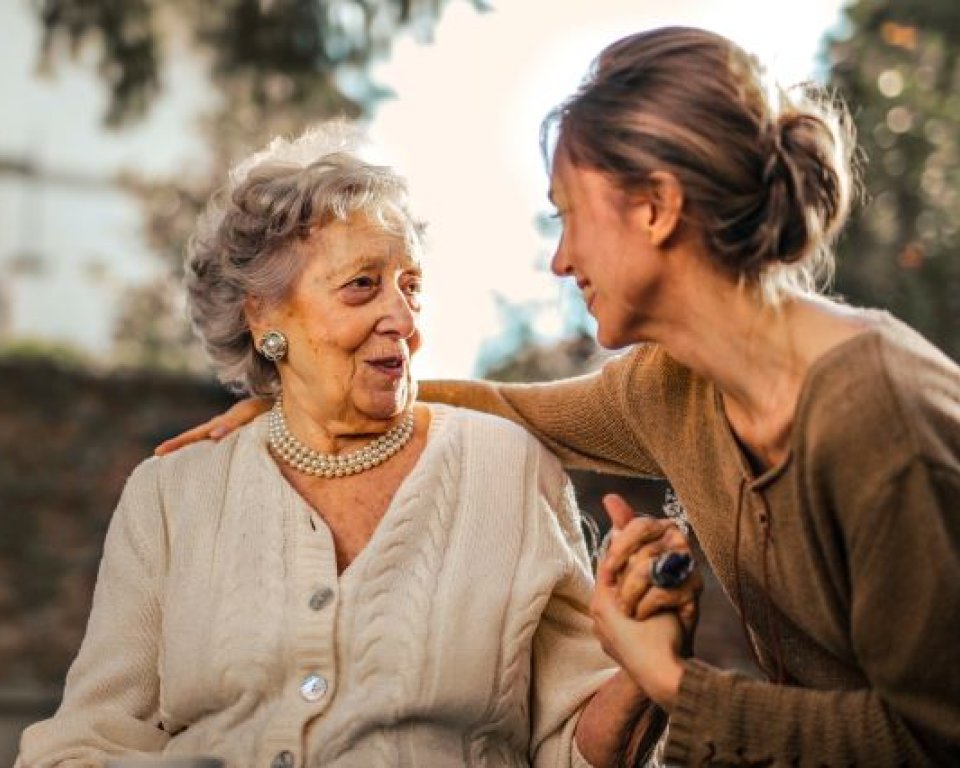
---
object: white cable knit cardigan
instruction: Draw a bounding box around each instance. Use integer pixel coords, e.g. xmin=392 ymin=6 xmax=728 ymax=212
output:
xmin=19 ymin=404 xmax=616 ymax=767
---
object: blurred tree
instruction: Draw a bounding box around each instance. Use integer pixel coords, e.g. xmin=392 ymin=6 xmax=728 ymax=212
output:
xmin=111 ymin=275 xmax=210 ymax=372
xmin=32 ymin=0 xmax=488 ymax=370
xmin=826 ymin=0 xmax=960 ymax=359
xmin=480 ymin=324 xmax=605 ymax=384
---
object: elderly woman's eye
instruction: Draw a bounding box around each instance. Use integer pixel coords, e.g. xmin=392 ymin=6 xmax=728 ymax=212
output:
xmin=347 ymin=276 xmax=378 ymax=290
xmin=404 ymin=278 xmax=423 ymax=295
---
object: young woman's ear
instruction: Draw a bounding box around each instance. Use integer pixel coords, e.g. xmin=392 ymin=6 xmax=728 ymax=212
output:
xmin=643 ymin=171 xmax=684 ymax=247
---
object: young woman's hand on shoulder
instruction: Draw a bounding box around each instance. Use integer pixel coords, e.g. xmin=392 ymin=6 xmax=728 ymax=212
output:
xmin=154 ymin=397 xmax=271 ymax=455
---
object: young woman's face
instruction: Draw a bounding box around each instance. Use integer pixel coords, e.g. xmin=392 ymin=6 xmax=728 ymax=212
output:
xmin=548 ymin=153 xmax=664 ymax=349
xmin=251 ymin=214 xmax=423 ymax=423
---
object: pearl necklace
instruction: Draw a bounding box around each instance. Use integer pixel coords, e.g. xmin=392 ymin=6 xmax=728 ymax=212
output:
xmin=268 ymin=395 xmax=415 ymax=478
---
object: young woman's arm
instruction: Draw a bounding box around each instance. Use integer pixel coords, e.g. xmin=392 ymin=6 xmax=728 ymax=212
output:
xmin=595 ymin=457 xmax=960 ymax=766
xmin=155 ymin=397 xmax=271 ymax=455
xmin=158 ymin=347 xmax=666 ymax=480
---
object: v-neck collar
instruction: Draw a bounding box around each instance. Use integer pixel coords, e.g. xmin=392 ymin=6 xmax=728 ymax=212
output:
xmin=711 ymin=318 xmax=887 ymax=491
xmin=253 ymin=404 xmax=453 ymax=581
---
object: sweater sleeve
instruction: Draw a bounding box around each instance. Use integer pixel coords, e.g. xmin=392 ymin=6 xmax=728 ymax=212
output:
xmin=665 ymin=458 xmax=960 ymax=767
xmin=527 ymin=459 xmax=621 ymax=768
xmin=419 ymin=348 xmax=663 ymax=478
xmin=18 ymin=460 xmax=170 ymax=767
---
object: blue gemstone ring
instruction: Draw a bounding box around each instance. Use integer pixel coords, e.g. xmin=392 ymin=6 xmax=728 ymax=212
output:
xmin=650 ymin=551 xmax=695 ymax=589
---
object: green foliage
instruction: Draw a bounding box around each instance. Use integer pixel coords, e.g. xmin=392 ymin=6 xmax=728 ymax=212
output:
xmin=827 ymin=0 xmax=960 ymax=359
xmin=32 ymin=0 xmax=486 ymax=371
xmin=111 ymin=276 xmax=210 ymax=373
xmin=35 ymin=0 xmax=161 ymax=126
xmin=34 ymin=0 xmax=488 ymax=127
xmin=480 ymin=331 xmax=602 ymax=383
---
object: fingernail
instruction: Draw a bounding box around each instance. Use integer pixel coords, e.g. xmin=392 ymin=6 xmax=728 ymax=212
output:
xmin=210 ymin=427 xmax=227 ymax=439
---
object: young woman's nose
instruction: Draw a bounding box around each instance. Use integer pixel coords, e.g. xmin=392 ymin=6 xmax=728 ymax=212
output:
xmin=550 ymin=235 xmax=573 ymax=278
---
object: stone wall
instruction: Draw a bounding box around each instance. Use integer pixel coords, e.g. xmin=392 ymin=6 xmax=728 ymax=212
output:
xmin=0 ymin=357 xmax=233 ymax=763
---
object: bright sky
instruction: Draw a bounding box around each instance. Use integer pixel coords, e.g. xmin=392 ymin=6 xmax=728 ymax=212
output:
xmin=0 ymin=0 xmax=847 ymax=378
xmin=371 ymin=0 xmax=849 ymax=378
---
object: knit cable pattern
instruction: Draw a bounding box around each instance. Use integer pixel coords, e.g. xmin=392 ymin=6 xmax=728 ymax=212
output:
xmin=322 ymin=408 xmax=461 ymax=763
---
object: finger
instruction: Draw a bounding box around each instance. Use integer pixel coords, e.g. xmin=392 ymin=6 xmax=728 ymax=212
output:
xmin=596 ymin=556 xmax=620 ymax=588
xmin=677 ymin=595 xmax=700 ymax=636
xmin=154 ymin=420 xmax=222 ymax=456
xmin=632 ymin=586 xmax=687 ymax=622
xmin=154 ymin=398 xmax=272 ymax=456
xmin=590 ymin=576 xmax=620 ymax=622
xmin=602 ymin=493 xmax=637 ymax=531
xmin=659 ymin=526 xmax=690 ymax=551
xmin=614 ymin=552 xmax=653 ymax=616
xmin=229 ymin=396 xmax=272 ymax=423
xmin=608 ymin=521 xmax=691 ymax=583
xmin=632 ymin=568 xmax=702 ymax=622
xmin=614 ymin=546 xmax=675 ymax=615
xmin=602 ymin=517 xmax=675 ymax=577
xmin=214 ymin=397 xmax=271 ymax=437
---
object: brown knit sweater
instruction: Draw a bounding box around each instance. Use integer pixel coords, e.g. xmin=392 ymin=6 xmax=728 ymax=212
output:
xmin=420 ymin=312 xmax=960 ymax=766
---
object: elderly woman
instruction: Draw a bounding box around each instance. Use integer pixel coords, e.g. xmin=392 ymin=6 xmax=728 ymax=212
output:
xmin=17 ymin=123 xmax=683 ymax=768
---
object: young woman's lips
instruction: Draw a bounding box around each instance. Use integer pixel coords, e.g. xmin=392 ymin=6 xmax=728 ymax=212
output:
xmin=367 ymin=356 xmax=406 ymax=380
xmin=577 ymin=279 xmax=595 ymax=311
xmin=583 ymin=291 xmax=596 ymax=314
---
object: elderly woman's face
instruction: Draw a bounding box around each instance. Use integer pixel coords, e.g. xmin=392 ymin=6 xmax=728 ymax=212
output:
xmin=253 ymin=214 xmax=423 ymax=423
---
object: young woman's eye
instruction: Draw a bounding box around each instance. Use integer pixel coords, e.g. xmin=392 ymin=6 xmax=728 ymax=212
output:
xmin=546 ymin=204 xmax=568 ymax=221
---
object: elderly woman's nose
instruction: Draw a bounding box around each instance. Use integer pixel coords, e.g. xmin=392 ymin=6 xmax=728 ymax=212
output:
xmin=377 ymin=284 xmax=418 ymax=336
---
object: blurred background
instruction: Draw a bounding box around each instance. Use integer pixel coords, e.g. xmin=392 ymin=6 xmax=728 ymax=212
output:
xmin=1 ymin=0 xmax=958 ymax=761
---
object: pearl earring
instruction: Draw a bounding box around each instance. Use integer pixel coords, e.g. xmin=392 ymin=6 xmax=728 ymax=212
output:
xmin=257 ymin=330 xmax=288 ymax=362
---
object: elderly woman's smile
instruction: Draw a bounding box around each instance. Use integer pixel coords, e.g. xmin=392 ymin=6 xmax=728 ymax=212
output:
xmin=247 ymin=214 xmax=423 ymax=441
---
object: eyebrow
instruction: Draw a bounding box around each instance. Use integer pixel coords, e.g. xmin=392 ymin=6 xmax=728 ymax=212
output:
xmin=330 ymin=254 xmax=423 ymax=281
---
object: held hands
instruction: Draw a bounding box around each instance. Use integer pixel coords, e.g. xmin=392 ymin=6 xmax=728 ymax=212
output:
xmin=154 ymin=397 xmax=271 ymax=456
xmin=591 ymin=494 xmax=702 ymax=712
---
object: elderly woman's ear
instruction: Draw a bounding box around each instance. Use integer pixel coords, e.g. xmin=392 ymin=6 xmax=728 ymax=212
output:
xmin=244 ymin=295 xmax=268 ymax=338
xmin=244 ymin=295 xmax=283 ymax=353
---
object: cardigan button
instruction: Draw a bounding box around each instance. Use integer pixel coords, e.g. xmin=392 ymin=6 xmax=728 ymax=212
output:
xmin=300 ymin=673 xmax=328 ymax=702
xmin=270 ymin=750 xmax=294 ymax=768
xmin=308 ymin=587 xmax=334 ymax=611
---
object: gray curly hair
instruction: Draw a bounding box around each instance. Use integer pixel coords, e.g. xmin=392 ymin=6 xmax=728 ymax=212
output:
xmin=185 ymin=120 xmax=425 ymax=397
